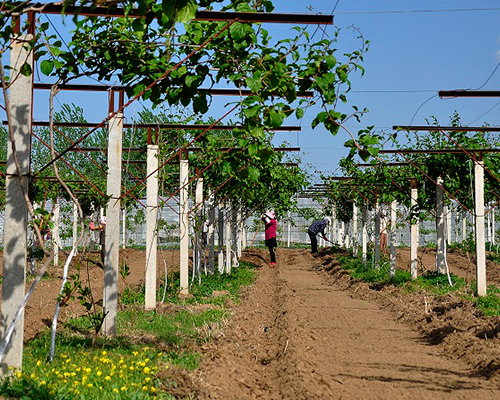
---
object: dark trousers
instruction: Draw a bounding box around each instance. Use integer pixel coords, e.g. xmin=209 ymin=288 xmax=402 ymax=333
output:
xmin=267 ymin=245 xmax=276 ymax=263
xmin=308 ymin=229 xmax=318 ymax=253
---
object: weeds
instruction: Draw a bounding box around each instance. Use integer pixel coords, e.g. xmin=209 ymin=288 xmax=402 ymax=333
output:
xmin=0 ymin=261 xmax=257 ymax=399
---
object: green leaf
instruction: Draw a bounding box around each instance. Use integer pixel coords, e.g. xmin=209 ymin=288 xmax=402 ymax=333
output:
xmin=40 ymin=60 xmax=54 ymax=76
xmin=177 ymin=0 xmax=198 ymax=23
xmin=19 ymin=62 xmax=32 ymax=76
xmin=295 ymin=108 xmax=304 ymax=119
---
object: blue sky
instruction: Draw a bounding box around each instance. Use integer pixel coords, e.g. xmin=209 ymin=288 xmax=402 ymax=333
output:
xmin=27 ymin=1 xmax=500 ymax=179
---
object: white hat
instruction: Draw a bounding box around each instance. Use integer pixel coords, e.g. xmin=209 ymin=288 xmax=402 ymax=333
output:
xmin=325 ymin=216 xmax=331 ymax=225
xmin=265 ymin=210 xmax=275 ymax=219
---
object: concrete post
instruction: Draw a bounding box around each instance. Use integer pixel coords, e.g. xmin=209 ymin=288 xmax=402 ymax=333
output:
xmin=72 ymin=201 xmax=78 ymax=252
xmin=103 ymin=113 xmax=123 ymax=336
xmin=390 ymin=200 xmax=397 ymax=279
xmin=52 ymin=201 xmax=60 ymax=266
xmin=362 ymin=205 xmax=368 ymax=264
xmin=235 ymin=206 xmax=242 ymax=258
xmin=179 ymin=156 xmax=189 ymax=295
xmin=122 ymin=208 xmax=126 ymax=249
xmin=374 ymin=202 xmax=381 ymax=265
xmin=493 ymin=207 xmax=496 ymax=245
xmin=1 ymin=34 xmax=33 ymax=374
xmin=352 ymin=204 xmax=358 ymax=255
xmin=225 ymin=203 xmax=232 ymax=274
xmin=145 ymin=145 xmax=159 ymax=309
xmin=410 ymin=185 xmax=419 ymax=280
xmin=462 ymin=210 xmax=467 ymax=243
xmin=332 ymin=206 xmax=338 ymax=244
xmin=194 ymin=178 xmax=204 ymax=276
xmin=287 ymin=211 xmax=291 ymax=247
xmin=475 ymin=160 xmax=487 ymax=296
xmin=208 ymin=192 xmax=215 ymax=274
xmin=217 ymin=207 xmax=224 ymax=273
xmin=450 ymin=206 xmax=453 ymax=245
xmin=436 ymin=177 xmax=446 ymax=275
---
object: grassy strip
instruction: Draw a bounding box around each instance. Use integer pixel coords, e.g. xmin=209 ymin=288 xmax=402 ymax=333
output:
xmin=338 ymin=254 xmax=500 ymax=316
xmin=0 ymin=261 xmax=257 ymax=399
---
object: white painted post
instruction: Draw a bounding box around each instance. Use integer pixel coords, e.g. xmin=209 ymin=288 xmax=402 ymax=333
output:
xmin=436 ymin=177 xmax=446 ymax=275
xmin=236 ymin=206 xmax=242 ymax=258
xmin=374 ymin=202 xmax=381 ymax=265
xmin=446 ymin=205 xmax=452 ymax=245
xmin=352 ymin=204 xmax=358 ymax=255
xmin=72 ymin=201 xmax=78 ymax=252
xmin=122 ymin=208 xmax=126 ymax=249
xmin=217 ymin=207 xmax=224 ymax=273
xmin=390 ymin=200 xmax=397 ymax=279
xmin=410 ymin=182 xmax=419 ymax=280
xmin=493 ymin=207 xmax=496 ymax=245
xmin=362 ymin=205 xmax=368 ymax=264
xmin=179 ymin=155 xmax=189 ymax=295
xmin=145 ymin=144 xmax=159 ymax=309
xmin=103 ymin=113 xmax=123 ymax=336
xmin=287 ymin=211 xmax=291 ymax=248
xmin=332 ymin=206 xmax=338 ymax=245
xmin=462 ymin=210 xmax=467 ymax=243
xmin=52 ymin=201 xmax=60 ymax=266
xmin=225 ymin=203 xmax=232 ymax=274
xmin=474 ymin=159 xmax=487 ymax=296
xmin=0 ymin=33 xmax=33 ymax=374
xmin=194 ymin=177 xmax=204 ymax=276
xmin=208 ymin=191 xmax=215 ymax=274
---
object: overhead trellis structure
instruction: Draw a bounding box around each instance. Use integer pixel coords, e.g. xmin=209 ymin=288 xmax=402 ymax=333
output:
xmin=0 ymin=1 xmax=343 ymax=376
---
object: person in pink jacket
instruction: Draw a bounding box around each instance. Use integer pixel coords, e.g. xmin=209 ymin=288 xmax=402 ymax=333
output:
xmin=262 ymin=210 xmax=277 ymax=266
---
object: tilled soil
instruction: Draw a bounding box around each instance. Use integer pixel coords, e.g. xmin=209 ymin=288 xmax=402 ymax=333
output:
xmin=188 ymin=247 xmax=500 ymax=399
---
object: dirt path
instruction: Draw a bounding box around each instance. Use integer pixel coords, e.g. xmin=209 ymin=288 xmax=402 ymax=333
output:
xmin=193 ymin=248 xmax=500 ymax=399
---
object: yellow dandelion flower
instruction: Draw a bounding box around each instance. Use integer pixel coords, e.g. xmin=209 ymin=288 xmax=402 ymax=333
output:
xmin=15 ymin=371 xmax=22 ymax=378
xmin=132 ymin=351 xmax=138 ymax=356
xmin=76 ymin=367 xmax=81 ymax=372
xmin=105 ymin=376 xmax=111 ymax=381
xmin=165 ymin=365 xmax=169 ymax=370
xmin=113 ymin=388 xmax=119 ymax=393
xmin=41 ymin=380 xmax=46 ymax=385
xmin=144 ymin=377 xmax=151 ymax=383
xmin=121 ymin=386 xmax=127 ymax=391
xmin=150 ymin=387 xmax=156 ymax=393
xmin=85 ymin=368 xmax=91 ymax=374
xmin=36 ymin=360 xmax=42 ymax=367
xmin=157 ymin=352 xmax=163 ymax=357
xmin=87 ymin=383 xmax=93 ymax=388
xmin=143 ymin=347 xmax=149 ymax=352
xmin=97 ymin=371 xmax=102 ymax=376
xmin=129 ymin=366 xmax=134 ymax=371
xmin=145 ymin=358 xmax=150 ymax=363
xmin=102 ymin=351 xmax=107 ymax=356
xmin=143 ymin=367 xmax=151 ymax=374
xmin=30 ymin=373 xmax=35 ymax=379
xmin=142 ymin=386 xmax=148 ymax=391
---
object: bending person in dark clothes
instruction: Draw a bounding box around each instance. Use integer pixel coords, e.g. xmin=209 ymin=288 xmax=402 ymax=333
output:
xmin=307 ymin=216 xmax=331 ymax=254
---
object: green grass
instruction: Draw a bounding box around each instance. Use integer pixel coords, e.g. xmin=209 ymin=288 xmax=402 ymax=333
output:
xmin=0 ymin=261 xmax=257 ymax=399
xmin=339 ymin=253 xmax=500 ymax=316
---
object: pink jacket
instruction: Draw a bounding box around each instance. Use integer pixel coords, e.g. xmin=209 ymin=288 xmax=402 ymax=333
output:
xmin=265 ymin=218 xmax=277 ymax=240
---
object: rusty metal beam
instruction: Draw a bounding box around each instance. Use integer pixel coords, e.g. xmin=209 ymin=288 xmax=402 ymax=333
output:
xmin=393 ymin=125 xmax=500 ymax=132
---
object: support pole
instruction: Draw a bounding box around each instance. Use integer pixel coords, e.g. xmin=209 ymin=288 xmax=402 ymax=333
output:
xmin=352 ymin=204 xmax=358 ymax=256
xmin=1 ymin=33 xmax=33 ymax=374
xmin=362 ymin=205 xmax=368 ymax=264
xmin=179 ymin=155 xmax=189 ymax=295
xmin=208 ymin=191 xmax=215 ymax=274
xmin=436 ymin=176 xmax=446 ymax=275
xmin=374 ymin=202 xmax=381 ymax=265
xmin=410 ymin=181 xmax=419 ymax=280
xmin=52 ymin=201 xmax=60 ymax=266
xmin=390 ymin=200 xmax=397 ymax=279
xmin=102 ymin=113 xmax=123 ymax=335
xmin=475 ymin=159 xmax=487 ymax=296
xmin=72 ymin=201 xmax=78 ymax=252
xmin=145 ymin=144 xmax=159 ymax=309
xmin=122 ymin=208 xmax=126 ymax=249
xmin=194 ymin=177 xmax=204 ymax=276
xmin=217 ymin=207 xmax=224 ymax=273
xmin=446 ymin=205 xmax=452 ymax=245
xmin=225 ymin=203 xmax=232 ymax=273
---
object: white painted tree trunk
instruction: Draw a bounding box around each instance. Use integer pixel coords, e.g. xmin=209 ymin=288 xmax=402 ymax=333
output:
xmin=72 ymin=201 xmax=78 ymax=253
xmin=390 ymin=200 xmax=397 ymax=279
xmin=374 ymin=202 xmax=381 ymax=265
xmin=362 ymin=205 xmax=368 ymax=264
xmin=352 ymin=204 xmax=358 ymax=255
xmin=217 ymin=207 xmax=224 ymax=273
